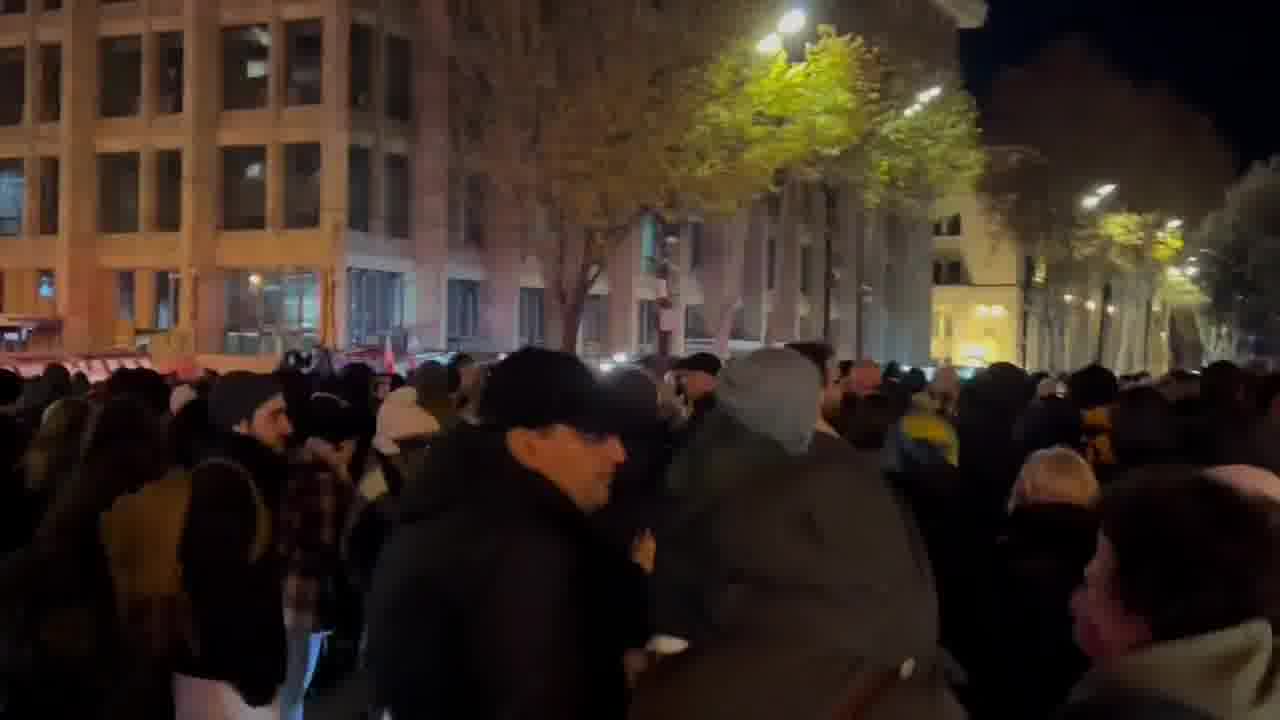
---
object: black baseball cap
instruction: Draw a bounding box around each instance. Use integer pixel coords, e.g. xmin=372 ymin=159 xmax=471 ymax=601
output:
xmin=673 ymin=352 xmax=722 ymax=376
xmin=479 ymin=348 xmax=617 ymax=436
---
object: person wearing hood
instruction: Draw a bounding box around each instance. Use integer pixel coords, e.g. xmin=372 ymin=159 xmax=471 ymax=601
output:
xmin=365 ymin=348 xmax=629 ymax=720
xmin=633 ymin=347 xmax=961 ymax=720
xmin=1059 ymin=465 xmax=1280 ymax=720
xmin=965 ymin=447 xmax=1100 ymax=720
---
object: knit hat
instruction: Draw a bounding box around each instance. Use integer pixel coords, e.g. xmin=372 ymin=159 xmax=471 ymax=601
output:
xmin=208 ymin=371 xmax=284 ymax=432
xmin=375 ymin=386 xmax=440 ymax=455
xmin=715 ymin=348 xmax=819 ymax=456
xmin=170 ymin=384 xmax=198 ymax=416
xmin=308 ymin=393 xmax=363 ymax=445
xmin=479 ymin=347 xmax=615 ymax=435
xmin=673 ymin=352 xmax=722 ymax=377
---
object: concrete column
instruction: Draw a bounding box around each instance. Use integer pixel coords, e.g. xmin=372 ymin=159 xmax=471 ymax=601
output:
xmin=181 ymin=0 xmax=220 ymax=351
xmin=410 ymin=0 xmax=450 ymax=351
xmin=833 ymin=189 xmax=861 ymax=359
xmin=904 ymin=214 xmax=935 ymax=365
xmin=135 ymin=269 xmax=158 ymax=329
xmin=56 ymin=0 xmax=101 ymax=352
xmin=321 ymin=0 xmax=352 ymax=347
xmin=141 ymin=30 xmax=156 ymax=122
xmin=608 ymin=225 xmax=640 ymax=355
xmin=484 ymin=184 xmax=523 ymax=352
xmin=740 ymin=202 xmax=767 ymax=341
xmin=138 ymin=148 xmax=155 ymax=233
xmin=767 ymin=183 xmax=802 ymax=345
xmin=668 ymin=221 xmax=693 ymax=356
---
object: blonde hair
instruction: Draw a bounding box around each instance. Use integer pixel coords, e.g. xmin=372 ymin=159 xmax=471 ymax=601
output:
xmin=1010 ymin=447 xmax=1099 ymax=511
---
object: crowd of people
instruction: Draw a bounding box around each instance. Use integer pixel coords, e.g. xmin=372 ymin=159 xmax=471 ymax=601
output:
xmin=0 ymin=345 xmax=1277 ymax=720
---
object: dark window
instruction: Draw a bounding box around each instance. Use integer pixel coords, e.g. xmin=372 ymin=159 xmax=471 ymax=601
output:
xmin=285 ymin=20 xmax=322 ymax=106
xmin=347 ymin=268 xmax=404 ymax=345
xmin=947 ymin=214 xmax=962 ymax=236
xmin=100 ymin=36 xmax=142 ymax=118
xmin=117 ymin=270 xmax=134 ymax=322
xmin=385 ymin=34 xmax=411 ymax=121
xmin=932 ymin=260 xmax=943 ymax=286
xmin=39 ymin=157 xmax=57 ymax=234
xmin=40 ymin=45 xmax=59 ymax=123
xmin=155 ymin=270 xmax=179 ymax=329
xmin=223 ymin=25 xmax=270 ymax=110
xmin=284 ymin=143 xmax=321 ymax=229
xmin=1 ymin=0 xmax=25 ymax=14
xmin=519 ymin=287 xmax=545 ymax=346
xmin=767 ymin=236 xmax=777 ymax=289
xmin=45 ymin=0 xmax=60 ymax=9
xmin=581 ymin=295 xmax=607 ymax=344
xmin=156 ymin=32 xmax=183 ymax=114
xmin=221 ymin=146 xmax=266 ymax=230
xmin=933 ymin=258 xmax=967 ymax=286
xmin=690 ymin=222 xmax=704 ymax=270
xmin=638 ymin=299 xmax=660 ymax=347
xmin=463 ymin=174 xmax=485 ymax=246
xmin=0 ymin=158 xmax=22 ymax=236
xmin=447 ymin=278 xmax=481 ymax=340
xmin=0 ymin=47 xmax=24 ymax=126
xmin=348 ymin=146 xmax=370 ymax=231
xmin=155 ymin=150 xmax=181 ymax=231
xmin=385 ymin=153 xmax=410 ymax=238
xmin=37 ymin=270 xmax=54 ymax=300
xmin=98 ymin=152 xmax=140 ymax=233
xmin=350 ymin=24 xmax=373 ymax=110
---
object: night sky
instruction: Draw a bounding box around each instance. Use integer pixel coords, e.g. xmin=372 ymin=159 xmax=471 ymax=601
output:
xmin=961 ymin=1 xmax=1276 ymax=170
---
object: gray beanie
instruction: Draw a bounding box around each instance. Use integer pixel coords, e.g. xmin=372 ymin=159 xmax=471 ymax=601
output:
xmin=715 ymin=347 xmax=820 ymax=455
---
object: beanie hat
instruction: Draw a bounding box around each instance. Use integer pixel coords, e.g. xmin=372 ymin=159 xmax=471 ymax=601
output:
xmin=308 ymin=393 xmax=363 ymax=445
xmin=375 ymin=386 xmax=440 ymax=455
xmin=715 ymin=348 xmax=819 ymax=456
xmin=170 ymin=384 xmax=198 ymax=416
xmin=601 ymin=366 xmax=659 ymax=430
xmin=673 ymin=352 xmax=722 ymax=377
xmin=479 ymin=347 xmax=613 ymax=434
xmin=208 ymin=371 xmax=284 ymax=432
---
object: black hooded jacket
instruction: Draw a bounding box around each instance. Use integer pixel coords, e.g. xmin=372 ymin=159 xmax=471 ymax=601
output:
xmin=365 ymin=425 xmax=631 ymax=720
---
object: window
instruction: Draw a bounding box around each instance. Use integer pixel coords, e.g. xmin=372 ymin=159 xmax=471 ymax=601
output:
xmin=285 ymin=20 xmax=322 ymax=106
xmin=98 ymin=152 xmax=140 ymax=233
xmin=933 ymin=256 xmax=968 ymax=285
xmin=155 ymin=271 xmax=179 ymax=329
xmin=37 ymin=270 xmax=54 ymax=299
xmin=640 ymin=216 xmax=659 ymax=274
xmin=385 ymin=34 xmax=411 ymax=121
xmin=800 ymin=245 xmax=813 ymax=293
xmin=156 ymin=33 xmax=183 ymax=114
xmin=155 ymin=150 xmax=181 ymax=231
xmin=40 ymin=45 xmax=59 ymax=123
xmin=581 ymin=295 xmax=607 ymax=344
xmin=117 ymin=271 xmax=135 ymax=322
xmin=223 ymin=25 xmax=270 ymax=110
xmin=447 ymin=278 xmax=481 ymax=340
xmin=284 ymin=143 xmax=321 ymax=228
xmin=385 ymin=153 xmax=410 ymax=238
xmin=463 ymin=174 xmax=486 ymax=246
xmin=0 ymin=0 xmax=25 ymax=15
xmin=638 ymin=299 xmax=660 ymax=347
xmin=933 ymin=213 xmax=962 ymax=237
xmin=350 ymin=24 xmax=373 ymax=110
xmin=224 ymin=271 xmax=319 ymax=354
xmin=221 ymin=147 xmax=266 ymax=230
xmin=0 ymin=159 xmax=22 ymax=236
xmin=685 ymin=305 xmax=710 ymax=339
xmin=348 ymin=146 xmax=371 ymax=231
xmin=690 ymin=222 xmax=704 ymax=270
xmin=519 ymin=287 xmax=545 ymax=346
xmin=39 ymin=157 xmax=57 ymax=235
xmin=347 ymin=269 xmax=404 ymax=345
xmin=100 ymin=36 xmax=142 ymax=118
xmin=0 ymin=47 xmax=23 ymax=126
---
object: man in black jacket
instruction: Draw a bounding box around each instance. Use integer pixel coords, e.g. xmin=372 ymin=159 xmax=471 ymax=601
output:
xmin=366 ymin=348 xmax=630 ymax=720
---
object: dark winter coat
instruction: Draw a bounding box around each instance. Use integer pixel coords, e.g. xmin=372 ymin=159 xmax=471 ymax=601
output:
xmin=634 ymin=418 xmax=962 ymax=720
xmin=964 ymin=503 xmax=1098 ymax=720
xmin=365 ymin=425 xmax=632 ymax=720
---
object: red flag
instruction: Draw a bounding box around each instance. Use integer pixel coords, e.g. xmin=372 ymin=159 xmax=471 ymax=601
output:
xmin=383 ymin=335 xmax=396 ymax=374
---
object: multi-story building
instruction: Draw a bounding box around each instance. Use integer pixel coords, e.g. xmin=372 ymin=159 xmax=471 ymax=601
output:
xmin=0 ymin=0 xmax=448 ymax=363
xmin=0 ymin=0 xmax=984 ymax=365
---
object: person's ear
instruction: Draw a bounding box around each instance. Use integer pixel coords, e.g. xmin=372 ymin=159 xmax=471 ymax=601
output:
xmin=506 ymin=427 xmax=541 ymax=470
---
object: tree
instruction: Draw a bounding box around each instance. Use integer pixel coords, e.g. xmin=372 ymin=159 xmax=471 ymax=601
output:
xmin=453 ymin=0 xmax=879 ymax=350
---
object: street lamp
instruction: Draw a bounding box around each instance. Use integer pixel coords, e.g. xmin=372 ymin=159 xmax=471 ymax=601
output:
xmin=1166 ymin=218 xmax=1184 ymax=231
xmin=1081 ymin=183 xmax=1118 ymax=211
xmin=757 ymin=8 xmax=807 ymax=54
xmin=903 ymin=85 xmax=944 ymax=118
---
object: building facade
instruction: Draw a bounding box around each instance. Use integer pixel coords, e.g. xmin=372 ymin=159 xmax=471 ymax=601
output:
xmin=0 ymin=0 xmax=982 ymax=364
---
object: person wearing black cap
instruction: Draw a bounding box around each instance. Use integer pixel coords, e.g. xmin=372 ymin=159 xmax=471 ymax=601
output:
xmin=671 ymin=352 xmax=721 ymax=447
xmin=366 ymin=347 xmax=630 ymax=720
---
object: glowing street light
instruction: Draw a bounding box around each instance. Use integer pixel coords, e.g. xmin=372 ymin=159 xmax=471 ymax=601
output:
xmin=1166 ymin=218 xmax=1184 ymax=231
xmin=778 ymin=8 xmax=807 ymax=34
xmin=1081 ymin=183 xmax=1118 ymax=211
xmin=1081 ymin=195 xmax=1102 ymax=210
xmin=756 ymin=32 xmax=783 ymax=54
xmin=1096 ymin=184 xmax=1118 ymax=197
xmin=1168 ymin=266 xmax=1184 ymax=278
xmin=1085 ymin=299 xmax=1098 ymax=312
xmin=1106 ymin=304 xmax=1117 ymax=315
xmin=916 ymin=86 xmax=943 ymax=104
xmin=1185 ymin=265 xmax=1199 ymax=278
xmin=1063 ymin=293 xmax=1076 ymax=304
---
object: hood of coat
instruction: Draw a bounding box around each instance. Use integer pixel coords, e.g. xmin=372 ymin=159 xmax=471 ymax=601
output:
xmin=1074 ymin=620 xmax=1280 ymax=720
